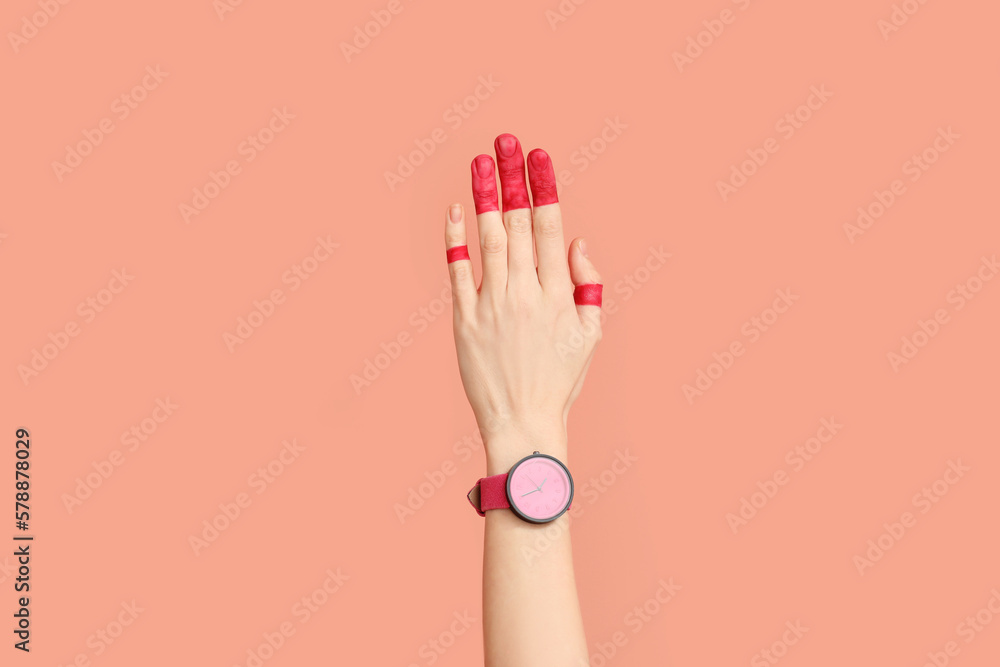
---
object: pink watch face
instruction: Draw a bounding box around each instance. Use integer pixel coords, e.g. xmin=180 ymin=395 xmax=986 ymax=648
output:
xmin=507 ymin=453 xmax=574 ymax=523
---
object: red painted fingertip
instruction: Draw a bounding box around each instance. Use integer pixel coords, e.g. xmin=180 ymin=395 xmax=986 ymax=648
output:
xmin=494 ymin=133 xmax=530 ymax=212
xmin=471 ymin=154 xmax=499 ymax=214
xmin=527 ymin=149 xmax=559 ymax=206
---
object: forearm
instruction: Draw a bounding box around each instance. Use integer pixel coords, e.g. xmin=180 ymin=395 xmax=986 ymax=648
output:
xmin=444 ymin=133 xmax=603 ymax=667
xmin=482 ymin=431 xmax=588 ymax=667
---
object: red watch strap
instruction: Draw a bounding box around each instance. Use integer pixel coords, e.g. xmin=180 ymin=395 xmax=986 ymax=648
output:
xmin=467 ymin=473 xmax=509 ymax=517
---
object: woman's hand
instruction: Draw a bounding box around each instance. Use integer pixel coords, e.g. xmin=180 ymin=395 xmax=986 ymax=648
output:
xmin=444 ymin=133 xmax=603 ymax=475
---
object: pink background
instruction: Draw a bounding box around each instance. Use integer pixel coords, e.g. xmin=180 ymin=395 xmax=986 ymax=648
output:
xmin=2 ymin=0 xmax=998 ymax=664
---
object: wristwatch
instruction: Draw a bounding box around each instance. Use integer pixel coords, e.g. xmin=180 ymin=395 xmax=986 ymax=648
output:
xmin=467 ymin=451 xmax=574 ymax=523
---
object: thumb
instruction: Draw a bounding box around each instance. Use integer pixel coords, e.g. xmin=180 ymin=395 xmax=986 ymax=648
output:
xmin=568 ymin=237 xmax=603 ymax=330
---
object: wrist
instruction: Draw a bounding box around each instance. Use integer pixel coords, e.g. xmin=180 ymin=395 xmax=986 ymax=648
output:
xmin=483 ymin=425 xmax=569 ymax=476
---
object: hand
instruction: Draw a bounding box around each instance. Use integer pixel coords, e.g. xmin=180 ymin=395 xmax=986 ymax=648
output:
xmin=444 ymin=134 xmax=603 ymax=475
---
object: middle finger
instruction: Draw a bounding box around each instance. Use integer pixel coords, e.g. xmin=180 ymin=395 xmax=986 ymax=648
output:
xmin=494 ymin=133 xmax=537 ymax=288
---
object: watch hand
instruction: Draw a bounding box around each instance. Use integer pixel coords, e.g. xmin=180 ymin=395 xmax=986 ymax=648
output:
xmin=538 ymin=477 xmax=547 ymax=490
xmin=520 ymin=489 xmax=541 ymax=497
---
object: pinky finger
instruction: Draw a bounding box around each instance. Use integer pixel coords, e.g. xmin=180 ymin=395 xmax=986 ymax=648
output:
xmin=445 ymin=203 xmax=478 ymax=316
xmin=568 ymin=238 xmax=604 ymax=339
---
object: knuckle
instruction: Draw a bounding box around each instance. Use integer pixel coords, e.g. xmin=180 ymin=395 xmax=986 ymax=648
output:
xmin=473 ymin=190 xmax=496 ymax=207
xmin=513 ymin=292 xmax=536 ymax=316
xmin=506 ymin=215 xmax=531 ymax=235
xmin=498 ymin=163 xmax=523 ymax=180
xmin=482 ymin=232 xmax=507 ymax=255
xmin=451 ymin=262 xmax=471 ymax=281
xmin=532 ymin=181 xmax=558 ymax=202
xmin=536 ymin=217 xmax=562 ymax=240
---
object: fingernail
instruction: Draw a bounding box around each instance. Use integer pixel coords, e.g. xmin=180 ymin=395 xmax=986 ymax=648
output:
xmin=475 ymin=155 xmax=494 ymax=178
xmin=496 ymin=134 xmax=517 ymax=158
xmin=579 ymin=238 xmax=588 ymax=257
xmin=449 ymin=204 xmax=462 ymax=223
xmin=528 ymin=149 xmax=548 ymax=170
